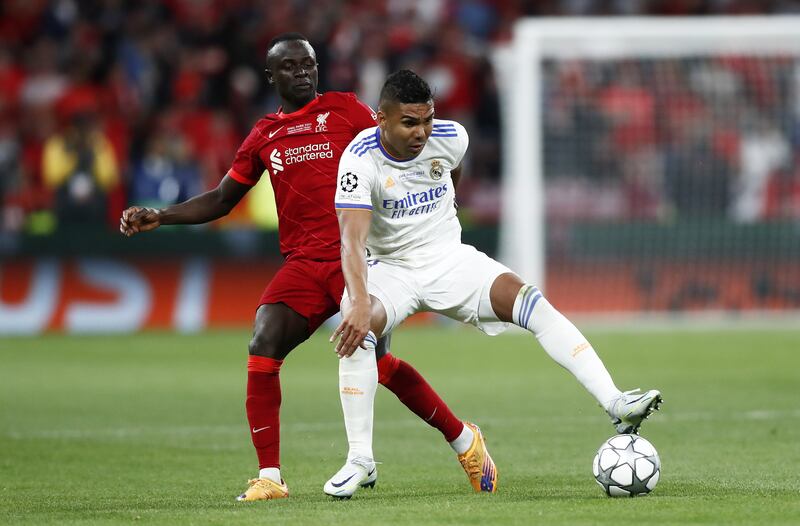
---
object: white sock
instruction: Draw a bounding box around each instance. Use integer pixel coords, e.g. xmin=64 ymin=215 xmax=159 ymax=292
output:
xmin=339 ymin=331 xmax=378 ymax=462
xmin=259 ymin=467 xmax=281 ymax=483
xmin=513 ymin=285 xmax=621 ymax=409
xmin=449 ymin=424 xmax=474 ymax=455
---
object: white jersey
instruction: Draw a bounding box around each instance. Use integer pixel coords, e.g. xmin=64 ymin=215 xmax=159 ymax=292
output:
xmin=334 ymin=119 xmax=468 ymax=266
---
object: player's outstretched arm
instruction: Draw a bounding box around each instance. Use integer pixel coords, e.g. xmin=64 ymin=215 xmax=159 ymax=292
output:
xmin=331 ymin=209 xmax=372 ymax=357
xmin=119 ymin=175 xmax=250 ymax=237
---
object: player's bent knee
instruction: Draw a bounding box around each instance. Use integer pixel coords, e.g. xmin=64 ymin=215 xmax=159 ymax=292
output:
xmin=370 ymin=296 xmax=389 ymax=337
xmin=489 ymin=272 xmax=527 ymax=322
xmin=248 ymin=329 xmax=289 ymax=359
xmin=249 ymin=304 xmax=310 ymax=359
xmin=340 ymin=295 xmax=389 ymax=337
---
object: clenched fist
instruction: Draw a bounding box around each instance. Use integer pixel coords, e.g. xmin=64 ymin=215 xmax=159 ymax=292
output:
xmin=120 ymin=207 xmax=162 ymax=237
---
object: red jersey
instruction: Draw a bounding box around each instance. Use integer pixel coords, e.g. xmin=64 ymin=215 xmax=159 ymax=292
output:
xmin=228 ymin=92 xmax=377 ymax=261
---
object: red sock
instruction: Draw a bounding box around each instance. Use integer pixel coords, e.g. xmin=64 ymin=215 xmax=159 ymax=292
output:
xmin=378 ymin=354 xmax=463 ymax=442
xmin=246 ymin=356 xmax=283 ymax=469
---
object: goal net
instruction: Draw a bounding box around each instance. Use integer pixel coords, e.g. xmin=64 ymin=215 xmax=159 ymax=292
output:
xmin=498 ymin=17 xmax=800 ymax=318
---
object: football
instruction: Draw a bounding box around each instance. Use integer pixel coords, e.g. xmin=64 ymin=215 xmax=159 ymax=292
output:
xmin=592 ymin=434 xmax=661 ymax=497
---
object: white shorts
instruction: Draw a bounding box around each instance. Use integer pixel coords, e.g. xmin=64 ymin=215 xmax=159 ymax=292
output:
xmin=363 ymin=244 xmax=514 ymax=336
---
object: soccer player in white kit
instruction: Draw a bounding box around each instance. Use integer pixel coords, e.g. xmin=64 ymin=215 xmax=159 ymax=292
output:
xmin=324 ymin=70 xmax=663 ymax=498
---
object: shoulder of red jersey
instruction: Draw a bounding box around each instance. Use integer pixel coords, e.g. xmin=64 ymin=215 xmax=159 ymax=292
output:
xmin=240 ymin=92 xmax=375 ymax=148
xmin=247 ymin=113 xmax=282 ymax=138
xmin=316 ymin=91 xmax=371 ymax=111
xmin=319 ymin=91 xmax=358 ymax=104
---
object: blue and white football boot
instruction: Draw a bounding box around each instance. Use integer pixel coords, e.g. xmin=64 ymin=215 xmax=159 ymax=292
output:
xmin=607 ymin=389 xmax=663 ymax=434
xmin=323 ymin=457 xmax=377 ymax=499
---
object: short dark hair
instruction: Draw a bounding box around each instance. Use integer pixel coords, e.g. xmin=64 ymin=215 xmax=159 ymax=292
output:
xmin=266 ymin=32 xmax=309 ymax=57
xmin=379 ymin=70 xmax=432 ymax=107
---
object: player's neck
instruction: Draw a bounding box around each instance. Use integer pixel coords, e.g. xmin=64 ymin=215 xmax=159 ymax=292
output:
xmin=378 ymin=131 xmax=414 ymax=161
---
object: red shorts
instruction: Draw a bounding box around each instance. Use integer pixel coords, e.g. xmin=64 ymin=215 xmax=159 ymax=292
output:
xmin=259 ymin=258 xmax=345 ymax=334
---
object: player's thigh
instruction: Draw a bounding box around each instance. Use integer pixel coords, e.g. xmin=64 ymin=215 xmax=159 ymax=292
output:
xmin=360 ymin=259 xmax=422 ymax=336
xmin=249 ymin=302 xmax=310 ymax=359
xmin=327 ymin=259 xmax=393 ymax=350
xmin=259 ymin=260 xmax=341 ymax=337
xmin=423 ymin=244 xmax=515 ymax=334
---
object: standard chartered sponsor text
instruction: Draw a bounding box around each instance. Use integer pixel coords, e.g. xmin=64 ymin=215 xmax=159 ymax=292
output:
xmin=284 ymin=142 xmax=333 ymax=164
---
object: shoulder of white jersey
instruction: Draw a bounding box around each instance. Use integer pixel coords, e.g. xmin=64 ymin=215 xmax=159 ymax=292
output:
xmin=430 ymin=119 xmax=468 ymax=163
xmin=430 ymin=119 xmax=465 ymax=140
xmin=345 ymin=126 xmax=380 ymax=158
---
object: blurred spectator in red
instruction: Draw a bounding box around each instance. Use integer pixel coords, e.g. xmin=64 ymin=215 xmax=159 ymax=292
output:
xmin=421 ymin=25 xmax=478 ymax=123
xmin=597 ymin=63 xmax=656 ymax=155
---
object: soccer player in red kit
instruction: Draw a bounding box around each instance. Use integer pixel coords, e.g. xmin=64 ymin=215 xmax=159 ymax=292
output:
xmin=120 ymin=33 xmax=473 ymax=501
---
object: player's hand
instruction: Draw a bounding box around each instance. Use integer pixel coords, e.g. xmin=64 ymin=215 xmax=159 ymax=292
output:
xmin=120 ymin=207 xmax=162 ymax=237
xmin=331 ymin=298 xmax=371 ymax=358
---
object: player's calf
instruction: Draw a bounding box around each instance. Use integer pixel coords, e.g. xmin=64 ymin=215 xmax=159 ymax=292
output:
xmin=511 ymin=284 xmax=635 ymax=420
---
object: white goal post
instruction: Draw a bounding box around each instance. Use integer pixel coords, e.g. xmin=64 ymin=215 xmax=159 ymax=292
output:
xmin=496 ymin=16 xmax=800 ymax=311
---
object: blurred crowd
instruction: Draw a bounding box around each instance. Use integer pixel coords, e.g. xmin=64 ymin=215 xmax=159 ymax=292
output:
xmin=543 ymin=57 xmax=800 ymax=223
xmin=2 ymin=0 xmax=800 ymax=234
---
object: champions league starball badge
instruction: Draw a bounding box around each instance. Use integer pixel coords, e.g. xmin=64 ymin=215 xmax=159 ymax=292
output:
xmin=340 ymin=172 xmax=359 ymax=192
xmin=430 ymin=159 xmax=443 ymax=180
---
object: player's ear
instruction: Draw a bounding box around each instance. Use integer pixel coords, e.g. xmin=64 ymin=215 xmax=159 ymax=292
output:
xmin=265 ymin=68 xmax=274 ymax=85
xmin=376 ymin=110 xmax=386 ymax=130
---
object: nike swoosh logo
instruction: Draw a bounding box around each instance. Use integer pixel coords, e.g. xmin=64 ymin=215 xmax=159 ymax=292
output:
xmin=624 ymin=395 xmax=647 ymax=406
xmin=425 ymin=407 xmax=438 ymax=422
xmin=252 ymin=426 xmax=271 ymax=433
xmin=367 ymin=468 xmax=376 ymax=477
xmin=268 ymin=126 xmax=284 ymax=138
xmin=331 ymin=473 xmax=356 ymax=488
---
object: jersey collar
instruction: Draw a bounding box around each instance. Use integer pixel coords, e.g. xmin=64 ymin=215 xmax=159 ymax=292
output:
xmin=276 ymin=93 xmax=321 ymax=118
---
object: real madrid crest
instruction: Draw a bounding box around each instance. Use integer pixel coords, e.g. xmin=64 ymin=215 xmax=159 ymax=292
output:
xmin=430 ymin=159 xmax=443 ymax=180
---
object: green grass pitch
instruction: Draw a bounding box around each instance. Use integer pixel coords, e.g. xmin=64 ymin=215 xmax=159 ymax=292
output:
xmin=1 ymin=327 xmax=799 ymax=525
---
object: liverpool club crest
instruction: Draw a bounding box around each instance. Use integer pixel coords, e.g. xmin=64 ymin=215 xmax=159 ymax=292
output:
xmin=315 ymin=112 xmax=329 ymax=132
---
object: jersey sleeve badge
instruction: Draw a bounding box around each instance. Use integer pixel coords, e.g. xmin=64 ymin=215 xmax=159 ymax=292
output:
xmin=340 ymin=172 xmax=359 ymax=192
